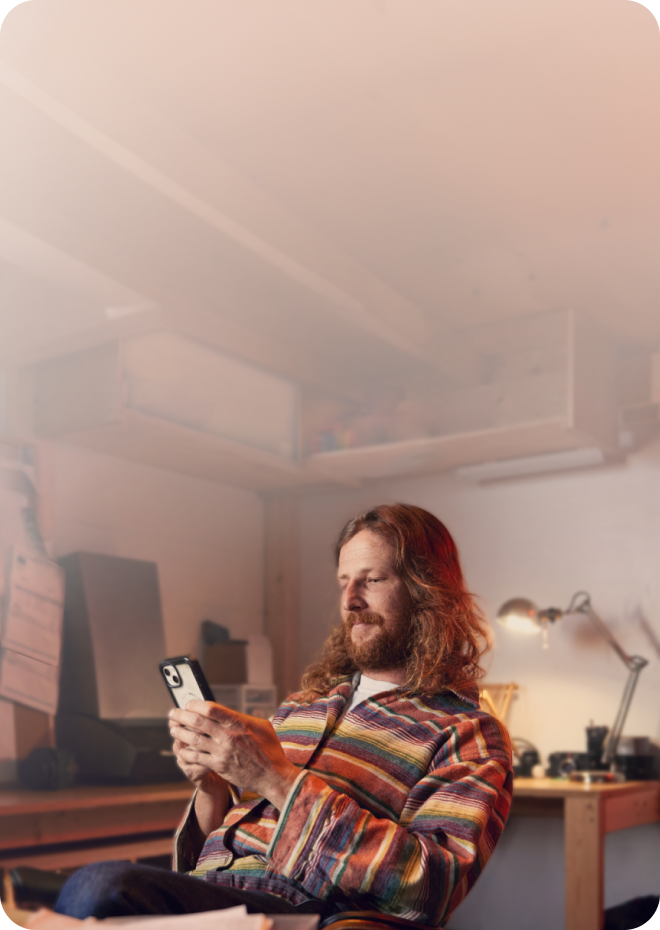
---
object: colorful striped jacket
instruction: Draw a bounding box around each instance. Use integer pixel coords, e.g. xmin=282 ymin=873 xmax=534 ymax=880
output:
xmin=174 ymin=676 xmax=513 ymax=927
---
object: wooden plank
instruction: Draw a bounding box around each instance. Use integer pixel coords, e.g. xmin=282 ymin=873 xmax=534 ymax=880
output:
xmin=265 ymin=496 xmax=300 ymax=702
xmin=509 ymin=796 xmax=564 ymax=819
xmin=61 ymin=411 xmax=321 ymax=492
xmin=0 ymin=783 xmax=193 ymax=817
xmin=513 ymin=777 xmax=659 ymax=799
xmin=0 ymin=798 xmax=189 ymax=851
xmin=564 ymin=794 xmax=603 ymax=930
xmin=307 ymin=418 xmax=582 ymax=481
xmin=603 ymin=785 xmax=660 ymax=833
xmin=0 ymin=836 xmax=174 ymax=871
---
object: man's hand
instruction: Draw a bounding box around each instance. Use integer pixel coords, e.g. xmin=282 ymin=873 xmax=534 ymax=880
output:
xmin=170 ymin=733 xmax=214 ymax=788
xmin=169 ymin=716 xmax=230 ymax=841
xmin=169 ymin=701 xmax=300 ymax=810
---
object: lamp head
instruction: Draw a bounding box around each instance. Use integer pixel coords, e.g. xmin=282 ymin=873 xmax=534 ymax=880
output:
xmin=496 ymin=598 xmax=543 ymax=634
xmin=497 ymin=598 xmax=565 ymax=638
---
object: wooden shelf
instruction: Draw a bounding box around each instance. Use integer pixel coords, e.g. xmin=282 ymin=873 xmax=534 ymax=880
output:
xmin=306 ymin=417 xmax=590 ymax=482
xmin=0 ymin=835 xmax=175 ymax=871
xmin=58 ymin=408 xmax=323 ymax=492
xmin=35 ymin=335 xmax=323 ymax=492
xmin=0 ymin=782 xmax=193 ymax=854
xmin=305 ymin=309 xmax=620 ymax=484
xmin=0 ymin=782 xmax=193 ymax=873
xmin=33 ymin=311 xmax=620 ymax=489
xmin=0 ymin=781 xmax=193 ymax=817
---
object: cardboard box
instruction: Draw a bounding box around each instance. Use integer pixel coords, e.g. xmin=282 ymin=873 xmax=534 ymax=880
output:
xmin=0 ymin=647 xmax=59 ymax=714
xmin=200 ymin=636 xmax=274 ymax=686
xmin=201 ymin=642 xmax=247 ymax=685
xmin=0 ymin=696 xmax=52 ymax=783
xmin=210 ymin=684 xmax=277 ymax=719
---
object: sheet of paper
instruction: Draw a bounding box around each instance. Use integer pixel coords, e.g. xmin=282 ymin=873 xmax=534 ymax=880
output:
xmin=0 ymin=647 xmax=59 ymax=714
xmin=27 ymin=906 xmax=274 ymax=930
xmin=114 ymin=907 xmax=272 ymax=930
xmin=26 ymin=908 xmax=85 ymax=930
xmin=1 ymin=546 xmax=65 ymax=667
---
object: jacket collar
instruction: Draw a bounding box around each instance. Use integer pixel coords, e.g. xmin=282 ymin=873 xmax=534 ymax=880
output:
xmin=338 ymin=675 xmax=481 ymax=711
xmin=278 ymin=676 xmax=481 ymax=770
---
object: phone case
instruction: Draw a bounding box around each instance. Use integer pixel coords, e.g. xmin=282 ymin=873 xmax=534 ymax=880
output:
xmin=159 ymin=656 xmax=215 ymax=709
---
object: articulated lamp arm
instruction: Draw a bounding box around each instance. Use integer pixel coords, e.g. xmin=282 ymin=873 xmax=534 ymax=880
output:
xmin=497 ymin=592 xmax=650 ymax=767
xmin=565 ymin=592 xmax=649 ymax=764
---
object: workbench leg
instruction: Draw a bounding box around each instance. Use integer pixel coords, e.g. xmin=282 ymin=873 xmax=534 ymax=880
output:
xmin=564 ymin=795 xmax=604 ymax=930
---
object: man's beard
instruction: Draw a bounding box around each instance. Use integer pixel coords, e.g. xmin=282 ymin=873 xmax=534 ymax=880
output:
xmin=343 ymin=612 xmax=412 ymax=673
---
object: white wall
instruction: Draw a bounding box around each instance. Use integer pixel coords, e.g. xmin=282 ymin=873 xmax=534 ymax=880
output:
xmin=0 ymin=368 xmax=8 ymax=437
xmin=46 ymin=443 xmax=265 ymax=655
xmin=298 ymin=437 xmax=660 ymax=925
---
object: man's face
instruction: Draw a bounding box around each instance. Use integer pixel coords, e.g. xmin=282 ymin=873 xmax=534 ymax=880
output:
xmin=337 ymin=529 xmax=412 ymax=678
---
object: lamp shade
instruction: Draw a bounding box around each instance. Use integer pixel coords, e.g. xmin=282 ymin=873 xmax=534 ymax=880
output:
xmin=496 ymin=598 xmax=543 ymax=634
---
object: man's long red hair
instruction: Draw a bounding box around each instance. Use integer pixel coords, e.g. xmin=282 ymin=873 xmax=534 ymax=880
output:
xmin=300 ymin=503 xmax=490 ymax=697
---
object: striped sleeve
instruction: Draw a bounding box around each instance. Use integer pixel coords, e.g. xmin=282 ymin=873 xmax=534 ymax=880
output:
xmin=267 ymin=735 xmax=512 ymax=926
xmin=173 ymin=783 xmax=243 ymax=873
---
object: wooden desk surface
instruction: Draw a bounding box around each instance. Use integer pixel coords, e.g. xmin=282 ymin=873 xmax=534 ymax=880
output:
xmin=511 ymin=777 xmax=660 ymax=930
xmin=1 ymin=778 xmax=658 ymax=930
xmin=511 ymin=777 xmax=660 ymax=832
xmin=0 ymin=782 xmax=194 ymax=860
xmin=0 ymin=782 xmax=194 ymax=816
xmin=513 ymin=776 xmax=660 ymax=799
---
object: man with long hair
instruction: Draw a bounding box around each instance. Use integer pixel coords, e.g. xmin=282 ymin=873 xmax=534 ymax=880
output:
xmin=303 ymin=503 xmax=490 ymax=697
xmin=56 ymin=504 xmax=512 ymax=927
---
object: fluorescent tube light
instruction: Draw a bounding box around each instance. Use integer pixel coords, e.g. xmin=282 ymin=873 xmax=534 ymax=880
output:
xmin=456 ymin=446 xmax=605 ymax=483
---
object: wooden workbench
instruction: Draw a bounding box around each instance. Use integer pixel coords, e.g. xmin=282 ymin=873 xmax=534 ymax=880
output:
xmin=511 ymin=778 xmax=660 ymax=930
xmin=0 ymin=782 xmax=193 ymax=871
xmin=1 ymin=777 xmax=658 ymax=930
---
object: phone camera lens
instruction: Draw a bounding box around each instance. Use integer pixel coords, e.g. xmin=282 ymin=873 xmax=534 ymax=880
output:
xmin=163 ymin=665 xmax=181 ymax=687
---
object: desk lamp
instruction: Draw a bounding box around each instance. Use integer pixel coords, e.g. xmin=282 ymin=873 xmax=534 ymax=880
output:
xmin=497 ymin=591 xmax=648 ymax=765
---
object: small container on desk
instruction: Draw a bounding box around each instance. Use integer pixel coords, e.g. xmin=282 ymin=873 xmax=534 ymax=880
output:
xmin=211 ymin=684 xmax=277 ymax=720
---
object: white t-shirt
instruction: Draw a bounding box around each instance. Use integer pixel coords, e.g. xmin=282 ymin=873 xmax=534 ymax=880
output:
xmin=337 ymin=673 xmax=401 ymax=725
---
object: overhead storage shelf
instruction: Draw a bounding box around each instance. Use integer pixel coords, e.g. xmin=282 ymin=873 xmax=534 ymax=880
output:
xmin=58 ymin=407 xmax=319 ymax=491
xmin=306 ymin=309 xmax=620 ymax=482
xmin=307 ymin=418 xmax=584 ymax=482
xmin=34 ymin=332 xmax=321 ymax=491
xmin=31 ymin=310 xmax=620 ymax=489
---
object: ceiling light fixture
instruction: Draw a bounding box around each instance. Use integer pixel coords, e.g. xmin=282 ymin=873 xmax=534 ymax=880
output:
xmin=456 ymin=447 xmax=605 ymax=484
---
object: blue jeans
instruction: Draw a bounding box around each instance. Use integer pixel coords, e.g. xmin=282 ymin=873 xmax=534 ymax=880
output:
xmin=54 ymin=861 xmax=338 ymax=920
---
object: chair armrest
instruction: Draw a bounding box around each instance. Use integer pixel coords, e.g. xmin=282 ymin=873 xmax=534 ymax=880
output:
xmin=9 ymin=866 xmax=69 ymax=909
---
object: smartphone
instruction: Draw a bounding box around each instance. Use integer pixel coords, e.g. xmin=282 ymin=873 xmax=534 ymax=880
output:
xmin=159 ymin=656 xmax=215 ymax=710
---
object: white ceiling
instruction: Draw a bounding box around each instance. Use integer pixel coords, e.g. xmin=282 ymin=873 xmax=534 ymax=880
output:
xmin=0 ymin=0 xmax=659 ymax=400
